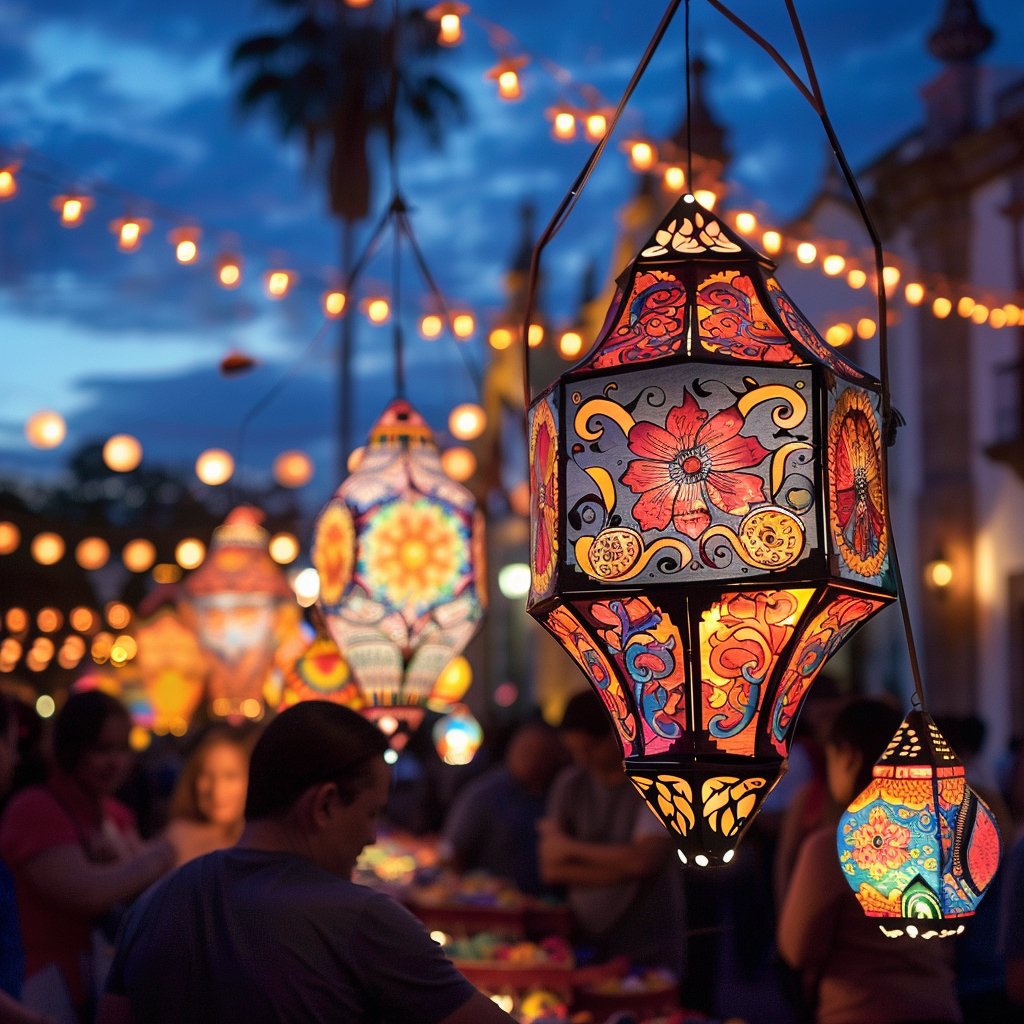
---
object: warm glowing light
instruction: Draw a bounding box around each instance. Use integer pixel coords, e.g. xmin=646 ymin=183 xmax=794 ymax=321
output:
xmin=846 ymin=268 xmax=867 ymax=289
xmin=366 ymin=297 xmax=390 ymax=323
xmin=550 ymin=108 xmax=576 ymax=140
xmin=111 ymin=217 xmax=150 ymax=252
xmin=795 ymin=242 xmax=817 ymax=265
xmin=825 ymin=323 xmax=854 ymax=347
xmin=441 ymin=447 xmax=476 ymax=482
xmin=856 ymin=317 xmax=876 ymax=339
xmin=25 ymin=410 xmax=66 ymax=449
xmin=70 ymin=607 xmax=96 ymax=632
xmin=487 ymin=57 xmax=527 ymax=101
xmin=122 ymin=538 xmax=157 ymax=573
xmin=103 ymin=433 xmax=143 ymax=472
xmin=31 ymin=533 xmax=65 ymax=566
xmin=957 ymin=296 xmax=976 ymax=318
xmin=152 ymin=562 xmax=183 ymax=584
xmin=584 ymin=111 xmax=608 ymax=141
xmin=0 ymin=522 xmax=20 ymax=555
xmin=932 ymin=296 xmax=952 ymax=319
xmin=293 ymin=567 xmax=320 ymax=607
xmin=904 ymin=282 xmax=925 ymax=305
xmin=169 ymin=226 xmax=201 ymax=264
xmin=527 ymin=323 xmax=544 ymax=347
xmin=175 ymin=538 xmax=206 ymax=570
xmin=692 ymin=188 xmax=717 ymax=210
xmin=428 ymin=3 xmax=468 ymax=45
xmin=433 ymin=706 xmax=483 ymax=765
xmin=734 ymin=211 xmax=757 ymax=235
xmin=75 ymin=537 xmax=110 ymax=570
xmin=266 ymin=270 xmax=294 ymax=298
xmin=111 ymin=634 xmax=138 ymax=665
xmin=419 ymin=314 xmax=443 ymax=339
xmin=36 ymin=695 xmax=56 ymax=719
xmin=216 ymin=254 xmax=242 ymax=288
xmin=970 ymin=303 xmax=989 ymax=325
xmin=268 ymin=532 xmax=300 ymax=565
xmin=628 ymin=140 xmax=655 ymax=171
xmin=37 ymin=608 xmax=62 ymax=633
xmin=273 ymin=450 xmax=314 ymax=488
xmin=448 ymin=403 xmax=486 ymax=441
xmin=323 ymin=290 xmax=347 ymax=317
xmin=1004 ymin=304 xmax=1021 ymax=326
xmin=195 ymin=448 xmax=234 ymax=486
xmin=92 ymin=632 xmax=114 ymax=663
xmin=53 ymin=194 xmax=93 ymax=226
xmin=663 ymin=166 xmax=685 ymax=191
xmin=990 ymin=307 xmax=1008 ymax=328
xmin=761 ymin=230 xmax=782 ymax=255
xmin=822 ymin=254 xmax=846 ymax=276
xmin=559 ymin=330 xmax=583 ymax=359
xmin=0 ymin=166 xmax=17 ymax=199
xmin=106 ymin=602 xmax=132 ymax=630
xmin=452 ymin=313 xmax=475 ymax=338
xmin=347 ymin=447 xmax=365 ymax=472
xmin=927 ymin=558 xmax=954 ymax=588
xmin=497 ymin=562 xmax=531 ymax=599
xmin=489 ymin=326 xmax=513 ymax=350
xmin=882 ymin=265 xmax=901 ymax=290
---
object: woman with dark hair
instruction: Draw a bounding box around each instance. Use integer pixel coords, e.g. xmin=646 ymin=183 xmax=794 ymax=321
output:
xmin=0 ymin=691 xmax=174 ymax=1023
xmin=164 ymin=725 xmax=253 ymax=866
xmin=777 ymin=696 xmax=962 ymax=1024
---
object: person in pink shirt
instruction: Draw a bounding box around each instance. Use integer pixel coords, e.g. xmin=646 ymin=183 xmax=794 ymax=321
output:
xmin=0 ymin=691 xmax=174 ymax=1023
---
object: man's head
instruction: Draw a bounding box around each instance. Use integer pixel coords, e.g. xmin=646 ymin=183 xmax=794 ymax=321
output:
xmin=246 ymin=702 xmax=390 ymax=875
xmin=558 ymin=690 xmax=622 ymax=777
xmin=504 ymin=721 xmax=566 ymax=796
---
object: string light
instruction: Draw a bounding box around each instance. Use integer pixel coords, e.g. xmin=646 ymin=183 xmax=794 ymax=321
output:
xmin=627 ymin=140 xmax=656 ymax=171
xmin=419 ymin=313 xmax=443 ymax=339
xmin=970 ymin=303 xmax=989 ymax=325
xmin=365 ymin=297 xmax=390 ymax=323
xmin=0 ymin=164 xmax=18 ymax=200
xmin=846 ymin=268 xmax=867 ymax=289
xmin=558 ymin=330 xmax=583 ymax=359
xmin=52 ymin=193 xmax=93 ymax=226
xmin=734 ymin=211 xmax=757 ymax=235
xmin=932 ymin=297 xmax=952 ymax=318
xmin=489 ymin=326 xmax=514 ymax=350
xmin=31 ymin=533 xmax=65 ymax=566
xmin=195 ymin=448 xmax=234 ymax=486
xmin=548 ymin=107 xmax=576 ymax=141
xmin=265 ymin=269 xmax=294 ymax=298
xmin=527 ymin=323 xmax=544 ymax=347
xmin=856 ymin=317 xmax=876 ymax=339
xmin=169 ymin=226 xmax=201 ymax=264
xmin=110 ymin=217 xmax=151 ymax=252
xmin=904 ymin=282 xmax=925 ymax=305
xmin=957 ymin=296 xmax=976 ymax=318
xmin=323 ymin=290 xmax=347 ymax=317
xmin=441 ymin=446 xmax=476 ymax=481
xmin=0 ymin=523 xmax=20 ymax=555
xmin=174 ymin=538 xmax=206 ymax=570
xmin=761 ymin=230 xmax=782 ymax=255
xmin=487 ymin=57 xmax=527 ymax=101
xmin=663 ymin=166 xmax=685 ymax=191
xmin=795 ymin=241 xmax=818 ymax=265
xmin=268 ymin=532 xmax=300 ymax=565
xmin=272 ymin=450 xmax=314 ymax=488
xmin=822 ymin=254 xmax=846 ymax=276
xmin=215 ymin=253 xmax=242 ymax=288
xmin=102 ymin=433 xmax=143 ymax=472
xmin=24 ymin=410 xmax=66 ymax=449
xmin=122 ymin=539 xmax=157 ymax=573
xmin=75 ymin=537 xmax=110 ymax=571
xmin=452 ymin=312 xmax=475 ymax=338
xmin=692 ymin=188 xmax=717 ymax=210
xmin=584 ymin=111 xmax=608 ymax=142
xmin=427 ymin=2 xmax=468 ymax=46
xmin=448 ymin=403 xmax=486 ymax=441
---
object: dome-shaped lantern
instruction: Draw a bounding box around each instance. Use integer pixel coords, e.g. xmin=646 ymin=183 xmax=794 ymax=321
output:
xmin=313 ymin=399 xmax=485 ymax=741
xmin=527 ymin=193 xmax=897 ymax=866
xmin=182 ymin=506 xmax=293 ymax=719
xmin=837 ymin=710 xmax=1001 ymax=938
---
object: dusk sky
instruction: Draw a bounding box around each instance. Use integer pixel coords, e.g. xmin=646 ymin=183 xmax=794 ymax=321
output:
xmin=3 ymin=0 xmax=1024 ymax=513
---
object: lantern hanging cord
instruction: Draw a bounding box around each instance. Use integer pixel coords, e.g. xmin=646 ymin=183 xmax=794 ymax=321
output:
xmin=684 ymin=0 xmax=693 ymax=190
xmin=522 ymin=0 xmax=684 ymax=409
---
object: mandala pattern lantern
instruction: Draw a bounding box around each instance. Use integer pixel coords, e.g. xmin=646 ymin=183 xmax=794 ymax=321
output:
xmin=182 ymin=506 xmax=293 ymax=719
xmin=313 ymin=399 xmax=485 ymax=739
xmin=528 ymin=194 xmax=896 ymax=865
xmin=837 ymin=711 xmax=1001 ymax=938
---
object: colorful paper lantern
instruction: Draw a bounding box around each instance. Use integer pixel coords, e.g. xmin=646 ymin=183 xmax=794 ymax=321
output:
xmin=313 ymin=399 xmax=485 ymax=739
xmin=527 ymin=194 xmax=897 ymax=865
xmin=134 ymin=605 xmax=208 ymax=735
xmin=182 ymin=506 xmax=294 ymax=719
xmin=837 ymin=710 xmax=1001 ymax=938
xmin=278 ymin=631 xmax=363 ymax=711
xmin=433 ymin=705 xmax=483 ymax=765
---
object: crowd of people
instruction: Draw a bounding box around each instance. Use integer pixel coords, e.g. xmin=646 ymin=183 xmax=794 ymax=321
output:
xmin=0 ymin=684 xmax=1020 ymax=1024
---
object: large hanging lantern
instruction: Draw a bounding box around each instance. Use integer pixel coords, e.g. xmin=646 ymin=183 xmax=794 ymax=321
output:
xmin=837 ymin=710 xmax=1001 ymax=938
xmin=182 ymin=506 xmax=293 ymax=719
xmin=278 ymin=630 xmax=364 ymax=711
xmin=313 ymin=399 xmax=485 ymax=738
xmin=527 ymin=194 xmax=896 ymax=865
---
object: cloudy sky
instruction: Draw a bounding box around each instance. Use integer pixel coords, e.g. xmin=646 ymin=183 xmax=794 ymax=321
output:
xmin=3 ymin=0 xmax=1024 ymax=511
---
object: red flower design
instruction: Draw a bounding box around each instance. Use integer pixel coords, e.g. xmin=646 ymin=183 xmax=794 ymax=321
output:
xmin=848 ymin=806 xmax=912 ymax=881
xmin=621 ymin=391 xmax=769 ymax=538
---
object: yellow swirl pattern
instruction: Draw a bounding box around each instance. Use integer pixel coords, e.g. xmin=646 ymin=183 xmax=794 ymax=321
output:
xmin=737 ymin=383 xmax=807 ymax=430
xmin=575 ymin=531 xmax=692 ymax=582
xmin=701 ymin=506 xmax=805 ymax=570
xmin=574 ymin=398 xmax=636 ymax=442
xmin=770 ymin=441 xmax=814 ymax=498
xmin=585 ymin=466 xmax=617 ymax=514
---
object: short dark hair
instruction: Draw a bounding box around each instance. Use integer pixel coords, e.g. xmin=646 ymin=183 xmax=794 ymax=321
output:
xmin=54 ymin=690 xmax=131 ymax=773
xmin=559 ymin=689 xmax=612 ymax=738
xmin=245 ymin=702 xmax=389 ymax=820
xmin=827 ymin=696 xmax=903 ymax=795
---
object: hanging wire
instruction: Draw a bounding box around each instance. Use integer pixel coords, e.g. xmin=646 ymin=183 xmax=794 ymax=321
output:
xmin=684 ymin=0 xmax=693 ymax=189
xmin=521 ymin=0 xmax=928 ymax=708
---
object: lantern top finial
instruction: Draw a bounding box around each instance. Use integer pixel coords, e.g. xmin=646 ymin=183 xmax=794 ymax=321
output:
xmin=876 ymin=710 xmax=962 ymax=773
xmin=636 ymin=192 xmax=761 ymax=265
xmin=368 ymin=399 xmax=435 ymax=450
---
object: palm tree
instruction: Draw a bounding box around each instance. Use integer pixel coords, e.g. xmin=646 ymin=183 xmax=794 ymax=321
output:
xmin=231 ymin=1 xmax=464 ymax=465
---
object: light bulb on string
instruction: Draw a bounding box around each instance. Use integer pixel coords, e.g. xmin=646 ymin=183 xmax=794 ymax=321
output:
xmin=0 ymin=164 xmax=18 ymax=200
xmin=25 ymin=411 xmax=66 ymax=449
xmin=169 ymin=226 xmax=201 ymax=264
xmin=548 ymin=106 xmax=576 ymax=141
xmin=52 ymin=193 xmax=93 ymax=226
xmin=216 ymin=254 xmax=243 ymax=288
